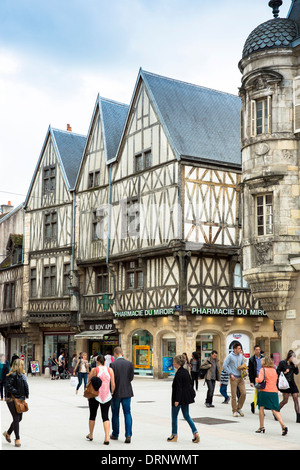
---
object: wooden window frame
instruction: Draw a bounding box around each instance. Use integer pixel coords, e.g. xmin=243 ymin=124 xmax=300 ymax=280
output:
xmin=43 ymin=265 xmax=57 ymax=297
xmin=126 ymin=260 xmax=143 ymax=290
xmin=134 ymin=149 xmax=152 ymax=172
xmin=95 ymin=266 xmax=109 ymax=294
xmin=43 ymin=165 xmax=56 ymax=195
xmin=233 ymin=263 xmax=249 ymax=290
xmin=256 ymin=193 xmax=273 ymax=236
xmin=63 ymin=263 xmax=71 ymax=296
xmin=44 ymin=210 xmax=58 ymax=241
xmin=88 ymin=171 xmax=100 ymax=189
xmin=30 ymin=268 xmax=37 ymax=298
xmin=3 ymin=282 xmax=15 ymax=310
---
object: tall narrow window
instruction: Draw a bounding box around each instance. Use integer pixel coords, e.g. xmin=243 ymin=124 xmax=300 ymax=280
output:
xmin=44 ymin=211 xmax=57 ymax=241
xmin=95 ymin=266 xmax=109 ymax=293
xmin=233 ymin=263 xmax=249 ymax=289
xmin=251 ymin=97 xmax=271 ymax=136
xmin=92 ymin=208 xmax=105 ymax=241
xmin=256 ymin=194 xmax=273 ymax=236
xmin=127 ymin=199 xmax=140 ymax=238
xmin=63 ymin=264 xmax=71 ymax=295
xmin=43 ymin=265 xmax=57 ymax=297
xmin=43 ymin=165 xmax=56 ymax=194
xmin=135 ymin=149 xmax=152 ymax=172
xmin=4 ymin=282 xmax=15 ymax=310
xmin=30 ymin=268 xmax=37 ymax=298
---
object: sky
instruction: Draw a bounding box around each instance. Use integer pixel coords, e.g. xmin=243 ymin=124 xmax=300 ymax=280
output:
xmin=0 ymin=0 xmax=291 ymax=209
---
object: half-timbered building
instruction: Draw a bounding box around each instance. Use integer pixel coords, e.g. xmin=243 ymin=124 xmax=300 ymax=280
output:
xmin=23 ymin=125 xmax=86 ymax=370
xmin=75 ymin=69 xmax=279 ymax=378
xmin=0 ymin=204 xmax=24 ymax=356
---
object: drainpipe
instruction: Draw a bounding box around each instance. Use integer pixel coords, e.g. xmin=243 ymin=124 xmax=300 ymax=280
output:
xmin=106 ymin=164 xmax=116 ymax=300
xmin=71 ymin=190 xmax=81 ymax=332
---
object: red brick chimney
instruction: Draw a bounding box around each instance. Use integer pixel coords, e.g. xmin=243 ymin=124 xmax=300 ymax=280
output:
xmin=67 ymin=124 xmax=72 ymax=132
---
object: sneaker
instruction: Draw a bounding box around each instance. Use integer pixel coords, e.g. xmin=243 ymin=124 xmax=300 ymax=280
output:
xmin=233 ymin=412 xmax=239 ymax=417
xmin=237 ymin=410 xmax=244 ymax=417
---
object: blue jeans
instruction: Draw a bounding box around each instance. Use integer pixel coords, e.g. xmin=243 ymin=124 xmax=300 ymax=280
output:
xmin=111 ymin=397 xmax=132 ymax=438
xmin=76 ymin=372 xmax=87 ymax=390
xmin=171 ymin=404 xmax=198 ymax=436
xmin=220 ymin=384 xmax=229 ymax=401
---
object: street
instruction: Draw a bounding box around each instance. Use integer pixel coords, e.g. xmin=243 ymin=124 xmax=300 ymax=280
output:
xmin=1 ymin=375 xmax=300 ymax=452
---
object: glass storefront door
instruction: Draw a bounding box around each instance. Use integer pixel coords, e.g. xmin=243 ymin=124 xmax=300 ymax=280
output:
xmin=132 ymin=329 xmax=153 ymax=376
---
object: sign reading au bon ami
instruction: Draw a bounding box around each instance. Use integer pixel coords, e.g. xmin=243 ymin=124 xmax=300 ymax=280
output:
xmin=191 ymin=307 xmax=267 ymax=316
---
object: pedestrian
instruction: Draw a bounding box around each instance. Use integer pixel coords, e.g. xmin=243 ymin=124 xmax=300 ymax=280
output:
xmin=167 ymin=355 xmax=200 ymax=443
xmin=10 ymin=353 xmax=19 ymax=367
xmin=104 ymin=350 xmax=114 ymax=367
xmin=50 ymin=353 xmax=59 ymax=380
xmin=71 ymin=353 xmax=78 ymax=374
xmin=3 ymin=358 xmax=29 ymax=448
xmin=86 ymin=354 xmax=115 ymax=445
xmin=110 ymin=346 xmax=134 ymax=444
xmin=222 ymin=341 xmax=247 ymax=417
xmin=255 ymin=356 xmax=288 ymax=436
xmin=220 ymin=368 xmax=230 ymax=404
xmin=182 ymin=353 xmax=190 ymax=373
xmin=249 ymin=345 xmax=263 ymax=414
xmin=190 ymin=352 xmax=200 ymax=391
xmin=0 ymin=354 xmax=10 ymax=400
xmin=277 ymin=350 xmax=300 ymax=423
xmin=200 ymin=350 xmax=221 ymax=408
xmin=74 ymin=352 xmax=90 ymax=395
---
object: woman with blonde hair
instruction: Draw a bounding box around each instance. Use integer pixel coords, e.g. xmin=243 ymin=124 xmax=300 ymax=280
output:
xmin=255 ymin=356 xmax=287 ymax=436
xmin=3 ymin=359 xmax=29 ymax=447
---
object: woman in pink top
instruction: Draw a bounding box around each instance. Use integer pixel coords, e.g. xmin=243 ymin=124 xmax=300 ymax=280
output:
xmin=255 ymin=356 xmax=287 ymax=436
xmin=86 ymin=355 xmax=115 ymax=445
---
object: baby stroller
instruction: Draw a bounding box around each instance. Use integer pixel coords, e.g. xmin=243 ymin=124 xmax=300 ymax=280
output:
xmin=58 ymin=366 xmax=71 ymax=380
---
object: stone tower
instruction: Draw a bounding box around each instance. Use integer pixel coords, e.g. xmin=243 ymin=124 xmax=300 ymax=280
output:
xmin=239 ymin=0 xmax=300 ymax=365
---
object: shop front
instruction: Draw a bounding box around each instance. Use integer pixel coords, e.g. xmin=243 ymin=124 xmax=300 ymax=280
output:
xmin=74 ymin=321 xmax=119 ymax=360
xmin=43 ymin=332 xmax=76 ymax=372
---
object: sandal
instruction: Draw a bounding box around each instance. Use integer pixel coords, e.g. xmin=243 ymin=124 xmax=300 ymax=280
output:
xmin=255 ymin=427 xmax=265 ymax=433
xmin=3 ymin=431 xmax=11 ymax=443
xmin=282 ymin=426 xmax=288 ymax=436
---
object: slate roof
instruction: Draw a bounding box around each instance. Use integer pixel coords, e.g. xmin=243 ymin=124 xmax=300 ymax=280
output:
xmin=242 ymin=17 xmax=298 ymax=58
xmin=141 ymin=70 xmax=241 ymax=167
xmin=100 ymin=98 xmax=129 ymax=163
xmin=52 ymin=129 xmax=86 ymax=189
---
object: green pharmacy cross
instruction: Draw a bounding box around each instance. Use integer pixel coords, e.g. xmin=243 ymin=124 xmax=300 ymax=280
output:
xmin=98 ymin=294 xmax=114 ymax=311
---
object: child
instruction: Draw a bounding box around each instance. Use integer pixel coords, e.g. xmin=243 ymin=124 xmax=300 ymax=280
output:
xmin=220 ymin=368 xmax=230 ymax=404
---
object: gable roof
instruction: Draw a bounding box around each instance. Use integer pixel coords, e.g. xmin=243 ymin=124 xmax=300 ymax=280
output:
xmin=25 ymin=126 xmax=86 ymax=208
xmin=51 ymin=128 xmax=86 ymax=189
xmin=100 ymin=97 xmax=129 ymax=163
xmin=75 ymin=94 xmax=129 ymax=188
xmin=141 ymin=70 xmax=241 ymax=167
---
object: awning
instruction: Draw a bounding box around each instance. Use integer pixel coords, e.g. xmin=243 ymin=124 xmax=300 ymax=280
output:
xmin=74 ymin=330 xmax=116 ymax=340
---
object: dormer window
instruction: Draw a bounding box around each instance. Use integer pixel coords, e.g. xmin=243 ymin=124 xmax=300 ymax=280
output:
xmin=88 ymin=171 xmax=100 ymax=188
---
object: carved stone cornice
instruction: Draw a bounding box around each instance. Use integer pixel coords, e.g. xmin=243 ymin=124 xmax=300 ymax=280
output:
xmin=244 ymin=271 xmax=298 ymax=321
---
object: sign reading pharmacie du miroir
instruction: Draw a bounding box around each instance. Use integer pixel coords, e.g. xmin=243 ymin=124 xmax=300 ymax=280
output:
xmin=191 ymin=307 xmax=267 ymax=317
xmin=114 ymin=308 xmax=175 ymax=318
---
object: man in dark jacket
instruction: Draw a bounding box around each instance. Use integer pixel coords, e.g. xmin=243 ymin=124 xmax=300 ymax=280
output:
xmin=248 ymin=345 xmax=263 ymax=413
xmin=110 ymin=347 xmax=134 ymax=443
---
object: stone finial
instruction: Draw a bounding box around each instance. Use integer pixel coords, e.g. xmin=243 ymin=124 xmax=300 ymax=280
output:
xmin=268 ymin=0 xmax=283 ymax=18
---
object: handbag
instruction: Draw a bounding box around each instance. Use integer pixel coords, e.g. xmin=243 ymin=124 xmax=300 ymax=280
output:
xmin=255 ymin=368 xmax=266 ymax=390
xmin=84 ymin=375 xmax=102 ymax=399
xmin=70 ymin=376 xmax=78 ymax=387
xmin=84 ymin=381 xmax=98 ymax=399
xmin=278 ymin=372 xmax=289 ymax=390
xmin=12 ymin=395 xmax=29 ymax=414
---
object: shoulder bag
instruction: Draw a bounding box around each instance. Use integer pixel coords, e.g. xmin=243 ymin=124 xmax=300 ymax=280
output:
xmin=12 ymin=395 xmax=29 ymax=414
xmin=255 ymin=368 xmax=266 ymax=390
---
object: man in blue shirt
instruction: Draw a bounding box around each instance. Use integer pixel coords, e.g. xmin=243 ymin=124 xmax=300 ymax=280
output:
xmin=223 ymin=342 xmax=247 ymax=417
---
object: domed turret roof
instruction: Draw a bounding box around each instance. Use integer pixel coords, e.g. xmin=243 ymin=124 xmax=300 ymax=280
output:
xmin=242 ymin=17 xmax=298 ymax=59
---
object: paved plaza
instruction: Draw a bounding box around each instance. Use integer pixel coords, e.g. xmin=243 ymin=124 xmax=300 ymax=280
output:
xmin=1 ymin=374 xmax=300 ymax=452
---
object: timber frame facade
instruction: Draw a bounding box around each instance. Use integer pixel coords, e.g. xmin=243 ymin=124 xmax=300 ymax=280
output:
xmin=0 ymin=69 xmax=280 ymax=377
